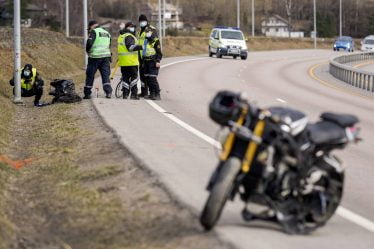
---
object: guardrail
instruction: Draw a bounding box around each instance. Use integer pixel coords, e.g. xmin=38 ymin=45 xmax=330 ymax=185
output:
xmin=329 ymin=52 xmax=374 ymax=92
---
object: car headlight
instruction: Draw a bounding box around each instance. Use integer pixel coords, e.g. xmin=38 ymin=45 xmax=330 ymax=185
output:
xmin=334 ymin=44 xmax=337 ymax=47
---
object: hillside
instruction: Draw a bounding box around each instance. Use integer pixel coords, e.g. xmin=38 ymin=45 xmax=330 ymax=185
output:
xmin=0 ymin=28 xmax=225 ymax=249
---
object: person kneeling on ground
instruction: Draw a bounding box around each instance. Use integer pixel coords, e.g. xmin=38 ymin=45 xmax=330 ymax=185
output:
xmin=9 ymin=64 xmax=47 ymax=107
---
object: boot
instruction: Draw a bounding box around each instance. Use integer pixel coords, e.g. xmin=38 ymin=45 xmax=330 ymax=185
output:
xmin=130 ymin=94 xmax=139 ymax=100
xmin=149 ymin=92 xmax=156 ymax=100
xmin=122 ymin=89 xmax=129 ymax=99
xmin=153 ymin=93 xmax=161 ymax=100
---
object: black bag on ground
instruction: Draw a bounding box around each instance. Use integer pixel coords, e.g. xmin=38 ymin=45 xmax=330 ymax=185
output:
xmin=49 ymin=79 xmax=82 ymax=104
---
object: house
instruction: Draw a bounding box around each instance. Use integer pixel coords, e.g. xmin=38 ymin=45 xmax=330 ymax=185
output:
xmin=140 ymin=2 xmax=184 ymax=30
xmin=261 ymin=15 xmax=304 ymax=38
xmin=0 ymin=1 xmax=48 ymax=27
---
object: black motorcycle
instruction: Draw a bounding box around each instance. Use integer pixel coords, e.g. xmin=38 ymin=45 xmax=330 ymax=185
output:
xmin=200 ymin=90 xmax=361 ymax=234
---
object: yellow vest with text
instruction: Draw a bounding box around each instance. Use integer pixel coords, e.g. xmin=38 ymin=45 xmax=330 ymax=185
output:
xmin=137 ymin=25 xmax=156 ymax=58
xmin=143 ymin=38 xmax=159 ymax=60
xmin=89 ymin=27 xmax=111 ymax=58
xmin=118 ymin=33 xmax=139 ymax=66
xmin=21 ymin=68 xmax=37 ymax=91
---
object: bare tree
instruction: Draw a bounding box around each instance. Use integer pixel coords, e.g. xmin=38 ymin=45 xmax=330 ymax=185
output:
xmin=284 ymin=0 xmax=292 ymax=38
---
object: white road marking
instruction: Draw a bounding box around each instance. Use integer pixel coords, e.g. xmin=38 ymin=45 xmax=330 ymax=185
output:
xmin=337 ymin=207 xmax=374 ymax=233
xmin=145 ymin=58 xmax=374 ymax=234
xmin=146 ymin=100 xmax=221 ymax=149
xmin=276 ymin=98 xmax=287 ymax=103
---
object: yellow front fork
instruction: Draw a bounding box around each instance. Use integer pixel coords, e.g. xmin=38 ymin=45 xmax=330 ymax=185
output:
xmin=219 ymin=109 xmax=266 ymax=174
xmin=219 ymin=109 xmax=247 ymax=161
xmin=241 ymin=120 xmax=266 ymax=173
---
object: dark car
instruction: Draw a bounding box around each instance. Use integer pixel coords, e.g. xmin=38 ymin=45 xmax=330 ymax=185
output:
xmin=333 ymin=36 xmax=355 ymax=52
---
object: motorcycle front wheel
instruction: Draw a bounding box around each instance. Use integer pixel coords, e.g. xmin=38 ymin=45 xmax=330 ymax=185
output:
xmin=200 ymin=157 xmax=241 ymax=230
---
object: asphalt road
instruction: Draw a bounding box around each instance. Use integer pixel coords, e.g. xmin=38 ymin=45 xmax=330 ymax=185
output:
xmin=93 ymin=50 xmax=374 ymax=249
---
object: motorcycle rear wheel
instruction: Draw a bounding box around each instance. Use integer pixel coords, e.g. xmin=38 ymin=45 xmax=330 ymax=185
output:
xmin=200 ymin=157 xmax=241 ymax=230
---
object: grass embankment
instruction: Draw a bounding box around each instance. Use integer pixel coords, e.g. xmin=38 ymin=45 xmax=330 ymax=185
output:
xmin=0 ymin=28 xmax=225 ymax=249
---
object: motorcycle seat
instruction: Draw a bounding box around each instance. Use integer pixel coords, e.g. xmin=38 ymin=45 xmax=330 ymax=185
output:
xmin=321 ymin=112 xmax=359 ymax=127
xmin=307 ymin=121 xmax=347 ymax=145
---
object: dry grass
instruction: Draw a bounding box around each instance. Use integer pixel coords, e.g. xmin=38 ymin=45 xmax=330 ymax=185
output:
xmin=0 ymin=28 xmax=227 ymax=249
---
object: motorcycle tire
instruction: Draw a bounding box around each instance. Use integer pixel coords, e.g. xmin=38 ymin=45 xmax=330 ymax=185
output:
xmin=200 ymin=157 xmax=241 ymax=230
xmin=307 ymin=170 xmax=344 ymax=225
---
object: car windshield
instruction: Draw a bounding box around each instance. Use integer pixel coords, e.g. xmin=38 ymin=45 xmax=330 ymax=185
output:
xmin=364 ymin=39 xmax=374 ymax=45
xmin=221 ymin=31 xmax=243 ymax=40
xmin=337 ymin=37 xmax=351 ymax=42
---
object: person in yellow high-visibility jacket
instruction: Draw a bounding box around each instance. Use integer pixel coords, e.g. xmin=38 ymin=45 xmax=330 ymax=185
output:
xmin=118 ymin=22 xmax=143 ymax=99
xmin=9 ymin=64 xmax=47 ymax=107
xmin=141 ymin=26 xmax=163 ymax=100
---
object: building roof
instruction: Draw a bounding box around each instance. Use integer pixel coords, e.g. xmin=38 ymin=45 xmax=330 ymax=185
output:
xmin=262 ymin=14 xmax=289 ymax=25
xmin=25 ymin=3 xmax=47 ymax=12
xmin=146 ymin=2 xmax=183 ymax=14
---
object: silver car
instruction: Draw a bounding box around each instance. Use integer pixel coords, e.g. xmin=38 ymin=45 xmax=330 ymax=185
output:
xmin=361 ymin=35 xmax=374 ymax=51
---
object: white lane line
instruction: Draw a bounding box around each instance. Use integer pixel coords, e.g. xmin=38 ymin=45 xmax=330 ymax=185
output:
xmin=161 ymin=57 xmax=207 ymax=70
xmin=146 ymin=58 xmax=374 ymax=234
xmin=276 ymin=98 xmax=287 ymax=103
xmin=337 ymin=207 xmax=374 ymax=233
xmin=146 ymin=100 xmax=221 ymax=149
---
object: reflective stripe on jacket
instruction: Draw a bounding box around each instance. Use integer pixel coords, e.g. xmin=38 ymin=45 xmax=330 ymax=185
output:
xmin=89 ymin=27 xmax=111 ymax=58
xmin=118 ymin=33 xmax=139 ymax=66
xmin=21 ymin=68 xmax=37 ymax=91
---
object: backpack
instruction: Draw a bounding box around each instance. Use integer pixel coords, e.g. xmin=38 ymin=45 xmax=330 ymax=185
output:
xmin=49 ymin=79 xmax=82 ymax=104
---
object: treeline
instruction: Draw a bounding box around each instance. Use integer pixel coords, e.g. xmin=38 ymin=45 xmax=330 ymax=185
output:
xmin=177 ymin=0 xmax=374 ymax=38
xmin=6 ymin=0 xmax=374 ymax=38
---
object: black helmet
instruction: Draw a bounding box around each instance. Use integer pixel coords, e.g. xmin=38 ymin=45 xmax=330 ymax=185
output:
xmin=209 ymin=91 xmax=242 ymax=126
xmin=138 ymin=14 xmax=148 ymax=22
xmin=88 ymin=20 xmax=98 ymax=28
xmin=125 ymin=21 xmax=135 ymax=29
xmin=21 ymin=64 xmax=33 ymax=79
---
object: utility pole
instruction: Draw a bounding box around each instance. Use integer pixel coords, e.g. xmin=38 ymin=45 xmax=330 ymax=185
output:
xmin=339 ymin=0 xmax=342 ymax=37
xmin=252 ymin=0 xmax=255 ymax=37
xmin=83 ymin=0 xmax=88 ymax=68
xmin=237 ymin=0 xmax=240 ymax=28
xmin=66 ymin=0 xmax=69 ymax=37
xmin=314 ymin=0 xmax=317 ymax=49
xmin=13 ymin=0 xmax=22 ymax=104
xmin=163 ymin=0 xmax=166 ymax=37
xmin=158 ymin=0 xmax=163 ymax=48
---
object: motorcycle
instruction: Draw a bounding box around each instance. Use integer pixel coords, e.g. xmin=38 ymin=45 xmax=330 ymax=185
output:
xmin=200 ymin=90 xmax=361 ymax=234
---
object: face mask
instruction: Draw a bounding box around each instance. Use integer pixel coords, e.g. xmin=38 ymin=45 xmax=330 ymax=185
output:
xmin=129 ymin=27 xmax=135 ymax=33
xmin=146 ymin=32 xmax=152 ymax=38
xmin=140 ymin=21 xmax=148 ymax=28
xmin=23 ymin=70 xmax=30 ymax=77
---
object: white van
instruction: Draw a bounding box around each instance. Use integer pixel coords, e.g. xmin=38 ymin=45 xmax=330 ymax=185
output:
xmin=361 ymin=35 xmax=374 ymax=51
xmin=209 ymin=27 xmax=248 ymax=60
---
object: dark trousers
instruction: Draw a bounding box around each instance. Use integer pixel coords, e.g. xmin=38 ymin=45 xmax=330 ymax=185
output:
xmin=84 ymin=57 xmax=112 ymax=97
xmin=14 ymin=82 xmax=43 ymax=105
xmin=139 ymin=61 xmax=148 ymax=96
xmin=143 ymin=60 xmax=160 ymax=96
xmin=121 ymin=66 xmax=138 ymax=97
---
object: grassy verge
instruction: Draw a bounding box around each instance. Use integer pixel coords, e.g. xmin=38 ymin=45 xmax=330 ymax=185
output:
xmin=0 ymin=28 xmax=225 ymax=249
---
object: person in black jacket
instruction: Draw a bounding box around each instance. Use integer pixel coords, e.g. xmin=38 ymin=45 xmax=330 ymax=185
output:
xmin=9 ymin=64 xmax=46 ymax=107
xmin=84 ymin=20 xmax=113 ymax=99
xmin=117 ymin=22 xmax=143 ymax=99
xmin=142 ymin=27 xmax=163 ymax=100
